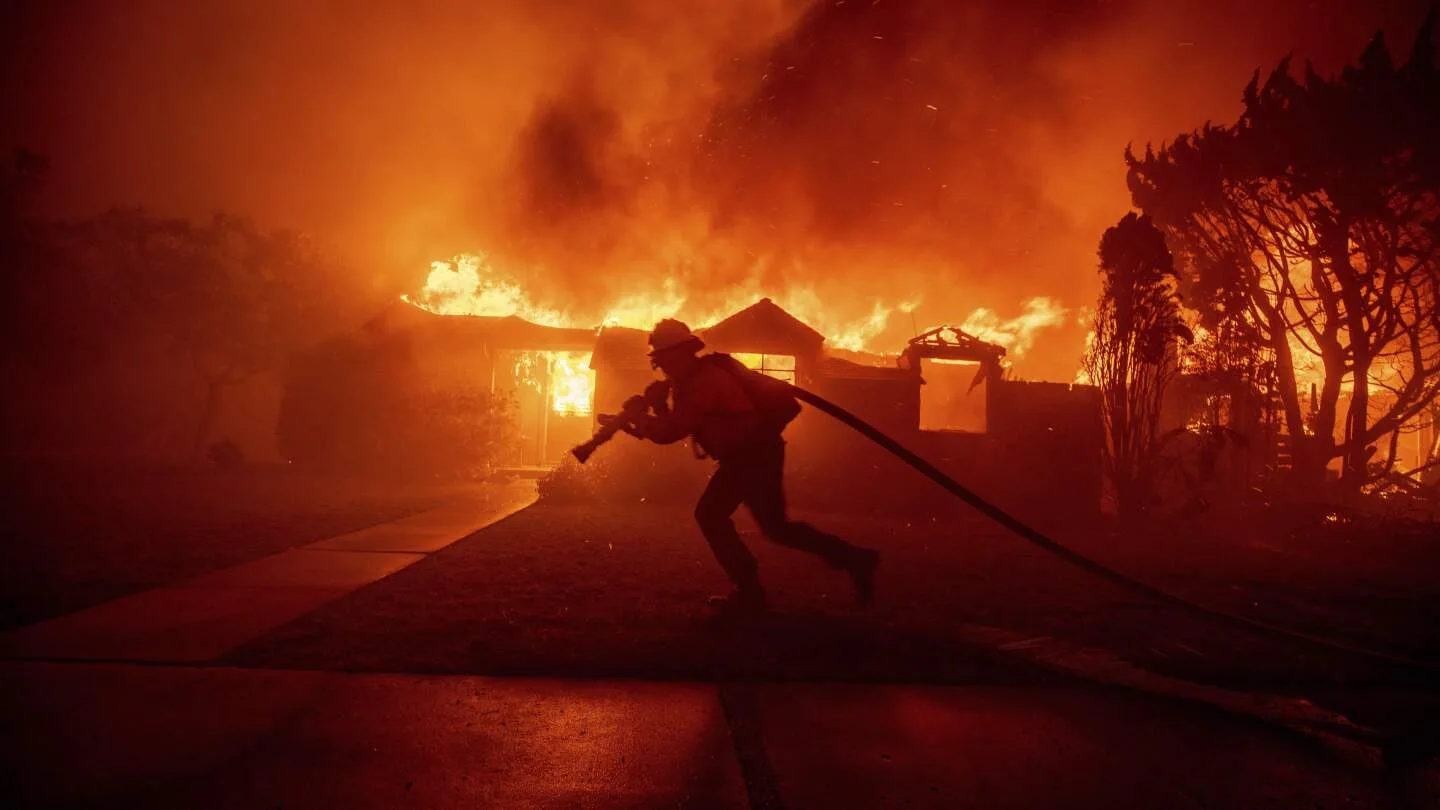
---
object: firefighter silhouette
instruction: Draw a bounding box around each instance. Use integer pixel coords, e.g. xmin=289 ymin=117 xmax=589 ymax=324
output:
xmin=622 ymin=319 xmax=880 ymax=613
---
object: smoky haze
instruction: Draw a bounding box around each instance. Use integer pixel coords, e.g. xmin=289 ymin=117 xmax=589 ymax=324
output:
xmin=3 ymin=0 xmax=1431 ymax=379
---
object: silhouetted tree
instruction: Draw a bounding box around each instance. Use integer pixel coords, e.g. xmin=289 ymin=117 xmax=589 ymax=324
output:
xmin=1083 ymin=212 xmax=1189 ymax=517
xmin=2 ymin=151 xmax=366 ymax=463
xmin=1128 ymin=15 xmax=1440 ymax=489
xmin=1423 ymin=402 xmax=1440 ymax=487
xmin=0 ymin=153 xmax=135 ymax=407
xmin=161 ymin=214 xmax=334 ymax=461
xmin=63 ymin=209 xmax=338 ymax=461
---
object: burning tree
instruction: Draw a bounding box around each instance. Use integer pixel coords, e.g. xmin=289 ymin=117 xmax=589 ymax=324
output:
xmin=1127 ymin=17 xmax=1440 ymax=489
xmin=1083 ymin=212 xmax=1189 ymax=518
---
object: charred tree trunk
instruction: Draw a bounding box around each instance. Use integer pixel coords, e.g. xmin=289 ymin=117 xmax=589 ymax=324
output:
xmin=1342 ymin=364 xmax=1372 ymax=485
xmin=1265 ymin=309 xmax=1328 ymax=488
xmin=1425 ymin=406 xmax=1440 ymax=488
xmin=1332 ymin=221 xmax=1374 ymax=487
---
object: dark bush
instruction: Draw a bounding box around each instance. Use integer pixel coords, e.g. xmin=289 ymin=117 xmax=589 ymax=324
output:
xmin=277 ymin=334 xmax=516 ymax=480
xmin=207 ymin=439 xmax=245 ymax=470
xmin=537 ymin=455 xmax=606 ymax=504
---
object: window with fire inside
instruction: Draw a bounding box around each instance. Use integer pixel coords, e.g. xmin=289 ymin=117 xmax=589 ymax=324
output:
xmin=919 ymin=358 xmax=987 ymax=433
xmin=733 ymin=352 xmax=797 ymax=384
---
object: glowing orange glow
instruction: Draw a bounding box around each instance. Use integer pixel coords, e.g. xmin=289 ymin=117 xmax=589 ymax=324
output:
xmin=404 ymin=253 xmax=1064 ymax=364
xmin=507 ymin=349 xmax=596 ymax=416
xmin=601 ymin=279 xmax=688 ymax=329
xmin=32 ymin=3 xmax=1420 ymax=400
xmin=550 ymin=352 xmax=595 ymax=415
xmin=958 ymin=297 xmax=1068 ymax=358
xmin=403 ymin=254 xmax=569 ymax=326
xmin=1286 ymin=333 xmax=1326 ymax=389
xmin=777 ymin=294 xmax=921 ymax=352
xmin=732 ymin=352 xmax=797 ymax=383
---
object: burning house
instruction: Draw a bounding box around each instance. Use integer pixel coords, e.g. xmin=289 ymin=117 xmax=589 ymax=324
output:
xmin=284 ymin=292 xmax=1101 ymax=516
xmin=276 ymin=301 xmax=599 ymax=474
xmin=590 ymin=298 xmax=825 ymax=414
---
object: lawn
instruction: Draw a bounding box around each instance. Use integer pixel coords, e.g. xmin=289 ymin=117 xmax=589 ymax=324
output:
xmin=0 ymin=462 xmax=475 ymax=630
xmin=227 ymin=494 xmax=1440 ymax=697
xmin=229 ymin=502 xmax=1063 ymax=684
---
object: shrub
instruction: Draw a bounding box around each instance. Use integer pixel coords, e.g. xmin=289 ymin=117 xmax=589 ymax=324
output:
xmin=277 ymin=335 xmax=517 ymax=480
xmin=207 ymin=439 xmax=245 ymax=470
xmin=538 ymin=440 xmax=707 ymax=505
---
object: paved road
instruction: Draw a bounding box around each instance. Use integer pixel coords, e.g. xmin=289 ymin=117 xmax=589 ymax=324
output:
xmin=2 ymin=661 xmax=1431 ymax=809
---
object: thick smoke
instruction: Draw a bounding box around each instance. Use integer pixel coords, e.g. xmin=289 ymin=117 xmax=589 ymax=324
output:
xmin=3 ymin=0 xmax=1432 ymax=378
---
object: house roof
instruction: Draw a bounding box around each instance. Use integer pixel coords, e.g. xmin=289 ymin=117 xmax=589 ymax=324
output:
xmin=819 ymin=356 xmax=914 ymax=381
xmin=592 ymin=299 xmax=830 ymax=370
xmin=590 ymin=325 xmax=651 ymax=370
xmin=699 ymin=298 xmax=825 ymax=356
xmin=369 ymin=302 xmax=597 ymax=351
xmin=475 ymin=316 xmax=597 ymax=351
xmin=903 ymin=325 xmax=1005 ymax=362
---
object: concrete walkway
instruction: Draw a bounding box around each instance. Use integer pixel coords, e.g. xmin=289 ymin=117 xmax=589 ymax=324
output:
xmin=0 ymin=480 xmax=538 ymax=663
xmin=1 ymin=661 xmax=1426 ymax=809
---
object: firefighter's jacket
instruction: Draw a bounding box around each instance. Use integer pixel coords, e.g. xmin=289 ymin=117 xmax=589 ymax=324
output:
xmin=637 ymin=357 xmax=774 ymax=460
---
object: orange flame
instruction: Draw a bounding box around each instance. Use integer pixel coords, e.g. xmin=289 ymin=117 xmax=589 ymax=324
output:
xmin=402 ymin=253 xmax=570 ymax=326
xmin=403 ymin=253 xmax=1066 ymax=370
xmin=550 ymin=352 xmax=595 ymax=415
xmin=959 ymin=297 xmax=1068 ymax=357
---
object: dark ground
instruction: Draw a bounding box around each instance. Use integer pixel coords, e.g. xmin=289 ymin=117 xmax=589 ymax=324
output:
xmin=6 ymin=459 xmax=1437 ymax=761
xmin=0 ymin=462 xmax=473 ymax=631
xmin=7 ymin=663 xmax=1421 ymax=810
xmin=225 ymin=496 xmax=1440 ymax=748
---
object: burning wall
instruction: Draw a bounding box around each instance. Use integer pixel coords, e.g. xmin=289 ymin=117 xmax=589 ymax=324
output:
xmin=408 ymin=291 xmax=1100 ymax=512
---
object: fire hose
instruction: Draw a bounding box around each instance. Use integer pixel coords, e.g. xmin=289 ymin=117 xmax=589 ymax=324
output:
xmin=573 ymin=383 xmax=1435 ymax=673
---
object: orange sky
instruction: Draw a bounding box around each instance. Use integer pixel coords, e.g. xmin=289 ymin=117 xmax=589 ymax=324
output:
xmin=2 ymin=0 xmax=1432 ymax=379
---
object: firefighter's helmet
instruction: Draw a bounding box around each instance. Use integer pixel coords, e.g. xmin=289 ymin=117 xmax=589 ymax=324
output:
xmin=647 ymin=318 xmax=705 ymax=356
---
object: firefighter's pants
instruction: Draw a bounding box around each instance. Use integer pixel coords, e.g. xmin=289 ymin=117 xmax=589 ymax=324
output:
xmin=694 ymin=439 xmax=858 ymax=590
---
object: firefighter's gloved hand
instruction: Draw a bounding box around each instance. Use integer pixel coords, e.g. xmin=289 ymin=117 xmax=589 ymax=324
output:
xmin=602 ymin=410 xmax=643 ymax=437
xmin=643 ymin=380 xmax=670 ymax=407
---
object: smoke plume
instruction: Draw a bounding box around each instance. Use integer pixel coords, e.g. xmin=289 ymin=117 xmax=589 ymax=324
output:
xmin=3 ymin=0 xmax=1431 ymax=378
